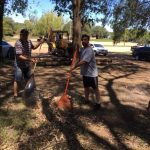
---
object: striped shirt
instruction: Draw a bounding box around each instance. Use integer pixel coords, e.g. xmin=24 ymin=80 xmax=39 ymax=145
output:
xmin=15 ymin=40 xmax=34 ymax=68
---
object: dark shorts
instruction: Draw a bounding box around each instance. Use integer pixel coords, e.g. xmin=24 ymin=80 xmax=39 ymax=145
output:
xmin=14 ymin=66 xmax=31 ymax=81
xmin=83 ymin=76 xmax=98 ymax=89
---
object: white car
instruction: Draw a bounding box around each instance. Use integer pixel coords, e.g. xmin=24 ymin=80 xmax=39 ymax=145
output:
xmin=1 ymin=41 xmax=14 ymax=59
xmin=90 ymin=43 xmax=108 ymax=56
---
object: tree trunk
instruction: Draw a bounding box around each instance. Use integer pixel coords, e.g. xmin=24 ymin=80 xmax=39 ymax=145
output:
xmin=0 ymin=0 xmax=5 ymax=62
xmin=72 ymin=0 xmax=81 ymax=51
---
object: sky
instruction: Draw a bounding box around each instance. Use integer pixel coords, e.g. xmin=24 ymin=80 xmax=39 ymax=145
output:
xmin=7 ymin=0 xmax=112 ymax=32
xmin=8 ymin=0 xmax=55 ymax=23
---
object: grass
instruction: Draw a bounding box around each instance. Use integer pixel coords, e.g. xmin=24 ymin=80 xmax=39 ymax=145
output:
xmin=3 ymin=35 xmax=114 ymax=43
xmin=3 ymin=35 xmax=39 ymax=42
xmin=91 ymin=38 xmax=113 ymax=42
xmin=0 ymin=102 xmax=42 ymax=149
xmin=3 ymin=36 xmax=17 ymax=42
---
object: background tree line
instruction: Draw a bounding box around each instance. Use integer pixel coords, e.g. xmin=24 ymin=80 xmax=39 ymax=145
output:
xmin=1 ymin=0 xmax=150 ymax=44
xmin=3 ymin=11 xmax=111 ymax=38
xmin=3 ymin=11 xmax=150 ymax=45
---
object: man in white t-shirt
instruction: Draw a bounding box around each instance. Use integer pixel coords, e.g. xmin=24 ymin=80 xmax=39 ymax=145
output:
xmin=70 ymin=34 xmax=101 ymax=110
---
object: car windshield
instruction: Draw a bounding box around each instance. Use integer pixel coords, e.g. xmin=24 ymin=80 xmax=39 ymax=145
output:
xmin=94 ymin=44 xmax=103 ymax=48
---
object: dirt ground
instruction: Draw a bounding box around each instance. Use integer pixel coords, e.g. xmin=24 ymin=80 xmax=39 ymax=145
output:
xmin=0 ymin=53 xmax=150 ymax=150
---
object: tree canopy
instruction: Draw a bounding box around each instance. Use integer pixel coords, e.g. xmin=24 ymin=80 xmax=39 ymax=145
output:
xmin=51 ymin=0 xmax=111 ymax=26
xmin=32 ymin=12 xmax=64 ymax=36
xmin=50 ymin=0 xmax=150 ymax=43
xmin=4 ymin=0 xmax=28 ymax=15
xmin=112 ymin=0 xmax=150 ymax=42
xmin=3 ymin=17 xmax=15 ymax=36
xmin=1 ymin=0 xmax=150 ymax=43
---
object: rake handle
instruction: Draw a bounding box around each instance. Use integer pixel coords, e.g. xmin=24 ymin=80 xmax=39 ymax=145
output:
xmin=64 ymin=46 xmax=79 ymax=94
xmin=32 ymin=43 xmax=42 ymax=74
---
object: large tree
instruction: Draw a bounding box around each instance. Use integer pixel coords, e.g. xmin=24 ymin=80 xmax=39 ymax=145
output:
xmin=34 ymin=12 xmax=64 ymax=36
xmin=91 ymin=26 xmax=109 ymax=38
xmin=50 ymin=0 xmax=150 ymax=46
xmin=50 ymin=0 xmax=110 ymax=49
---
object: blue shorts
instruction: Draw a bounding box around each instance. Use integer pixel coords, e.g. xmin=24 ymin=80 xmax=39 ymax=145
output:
xmin=14 ymin=66 xmax=31 ymax=81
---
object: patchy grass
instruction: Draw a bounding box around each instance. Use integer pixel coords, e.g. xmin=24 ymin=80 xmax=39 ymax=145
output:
xmin=91 ymin=38 xmax=112 ymax=42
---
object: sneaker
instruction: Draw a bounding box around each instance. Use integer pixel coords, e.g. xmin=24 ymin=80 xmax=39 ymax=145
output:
xmin=93 ymin=103 xmax=101 ymax=110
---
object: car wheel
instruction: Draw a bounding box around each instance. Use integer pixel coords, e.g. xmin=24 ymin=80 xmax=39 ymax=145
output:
xmin=103 ymin=53 xmax=107 ymax=56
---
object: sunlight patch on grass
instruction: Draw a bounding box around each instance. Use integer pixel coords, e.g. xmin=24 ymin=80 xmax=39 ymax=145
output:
xmin=0 ymin=106 xmax=38 ymax=149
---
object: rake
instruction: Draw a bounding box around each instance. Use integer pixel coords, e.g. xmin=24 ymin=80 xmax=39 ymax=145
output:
xmin=55 ymin=46 xmax=79 ymax=111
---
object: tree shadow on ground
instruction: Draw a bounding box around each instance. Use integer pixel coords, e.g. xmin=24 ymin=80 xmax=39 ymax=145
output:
xmin=98 ymin=55 xmax=150 ymax=146
xmin=0 ymin=61 xmax=14 ymax=106
xmin=19 ymin=54 xmax=150 ymax=150
xmin=0 ymin=81 xmax=13 ymax=106
xmin=104 ymin=73 xmax=150 ymax=145
xmin=18 ymin=96 xmax=120 ymax=150
xmin=1 ymin=54 xmax=150 ymax=149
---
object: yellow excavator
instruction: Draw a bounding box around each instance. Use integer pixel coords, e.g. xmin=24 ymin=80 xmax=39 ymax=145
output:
xmin=46 ymin=28 xmax=71 ymax=57
xmin=36 ymin=28 xmax=74 ymax=65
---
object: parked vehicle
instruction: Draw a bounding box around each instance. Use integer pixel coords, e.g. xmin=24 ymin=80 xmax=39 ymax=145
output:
xmin=131 ymin=44 xmax=150 ymax=51
xmin=0 ymin=41 xmax=15 ymax=59
xmin=132 ymin=46 xmax=150 ymax=60
xmin=90 ymin=43 xmax=108 ymax=56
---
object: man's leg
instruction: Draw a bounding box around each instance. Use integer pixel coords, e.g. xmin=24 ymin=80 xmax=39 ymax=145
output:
xmin=92 ymin=77 xmax=101 ymax=109
xmin=23 ymin=66 xmax=32 ymax=83
xmin=93 ymin=87 xmax=101 ymax=110
xmin=84 ymin=87 xmax=90 ymax=101
xmin=94 ymin=87 xmax=100 ymax=104
xmin=13 ymin=81 xmax=18 ymax=97
xmin=83 ymin=76 xmax=90 ymax=101
xmin=14 ymin=66 xmax=22 ymax=98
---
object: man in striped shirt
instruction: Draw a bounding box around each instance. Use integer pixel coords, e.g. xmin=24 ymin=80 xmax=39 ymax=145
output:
xmin=13 ymin=29 xmax=44 ymax=99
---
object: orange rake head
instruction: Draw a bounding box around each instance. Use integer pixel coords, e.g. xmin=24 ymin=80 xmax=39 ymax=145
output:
xmin=55 ymin=46 xmax=79 ymax=111
xmin=55 ymin=94 xmax=72 ymax=111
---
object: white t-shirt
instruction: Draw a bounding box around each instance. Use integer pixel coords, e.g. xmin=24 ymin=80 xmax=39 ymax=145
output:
xmin=80 ymin=46 xmax=98 ymax=77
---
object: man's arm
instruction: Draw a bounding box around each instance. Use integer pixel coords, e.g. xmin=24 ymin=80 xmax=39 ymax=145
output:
xmin=70 ymin=60 xmax=87 ymax=72
xmin=17 ymin=54 xmax=36 ymax=63
xmin=32 ymin=41 xmax=44 ymax=50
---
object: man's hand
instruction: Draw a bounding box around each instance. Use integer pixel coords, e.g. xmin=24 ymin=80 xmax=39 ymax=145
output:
xmin=66 ymin=72 xmax=71 ymax=79
xmin=66 ymin=68 xmax=74 ymax=79
xmin=70 ymin=64 xmax=76 ymax=72
xmin=30 ymin=58 xmax=38 ymax=63
xmin=40 ymin=38 xmax=45 ymax=44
